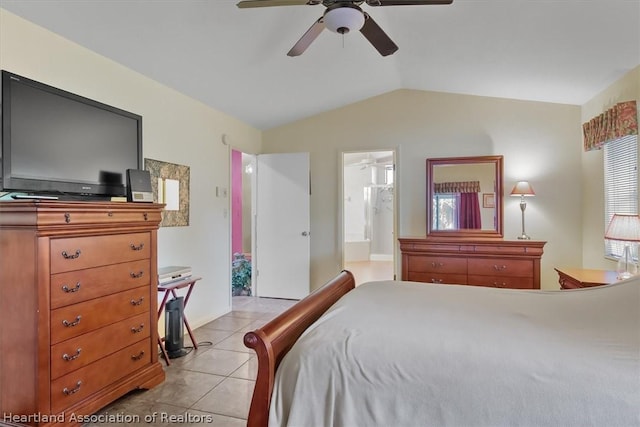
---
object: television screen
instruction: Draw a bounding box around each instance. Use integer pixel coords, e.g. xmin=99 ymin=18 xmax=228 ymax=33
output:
xmin=1 ymin=70 xmax=142 ymax=199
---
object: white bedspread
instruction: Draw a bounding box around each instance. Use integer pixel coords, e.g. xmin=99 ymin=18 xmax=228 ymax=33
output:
xmin=269 ymin=278 xmax=640 ymax=427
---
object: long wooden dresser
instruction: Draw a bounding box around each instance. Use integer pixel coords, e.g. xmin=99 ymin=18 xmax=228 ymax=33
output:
xmin=0 ymin=201 xmax=165 ymax=426
xmin=399 ymin=237 xmax=546 ymax=289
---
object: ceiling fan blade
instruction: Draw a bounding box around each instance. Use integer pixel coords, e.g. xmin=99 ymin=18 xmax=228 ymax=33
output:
xmin=365 ymin=0 xmax=453 ymax=5
xmin=360 ymin=13 xmax=398 ymax=56
xmin=237 ymin=0 xmax=319 ymax=9
xmin=287 ymin=17 xmax=326 ymax=57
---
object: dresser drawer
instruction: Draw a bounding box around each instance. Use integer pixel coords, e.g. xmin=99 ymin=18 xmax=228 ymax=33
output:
xmin=468 ymin=275 xmax=534 ymax=289
xmin=407 ymin=256 xmax=467 ymax=274
xmin=51 ymin=312 xmax=150 ymax=380
xmin=38 ymin=207 xmax=161 ymax=227
xmin=51 ymin=287 xmax=149 ymax=344
xmin=406 ymin=272 xmax=467 ymax=285
xmin=468 ymin=258 xmax=533 ymax=277
xmin=50 ymin=339 xmax=151 ymax=414
xmin=51 ymin=260 xmax=151 ymax=309
xmin=50 ymin=233 xmax=150 ymax=274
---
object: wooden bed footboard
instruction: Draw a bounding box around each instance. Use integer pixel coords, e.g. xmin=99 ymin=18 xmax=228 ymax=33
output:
xmin=243 ymin=270 xmax=356 ymax=427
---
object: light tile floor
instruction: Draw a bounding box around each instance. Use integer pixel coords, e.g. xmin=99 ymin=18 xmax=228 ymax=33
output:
xmin=86 ymin=296 xmax=296 ymax=426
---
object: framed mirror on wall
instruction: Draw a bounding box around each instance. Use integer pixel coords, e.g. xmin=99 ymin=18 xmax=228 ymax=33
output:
xmin=427 ymin=155 xmax=504 ymax=239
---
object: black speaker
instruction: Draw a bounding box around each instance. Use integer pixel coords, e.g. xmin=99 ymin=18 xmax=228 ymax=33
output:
xmin=165 ymin=297 xmax=188 ymax=359
xmin=126 ymin=169 xmax=153 ymax=202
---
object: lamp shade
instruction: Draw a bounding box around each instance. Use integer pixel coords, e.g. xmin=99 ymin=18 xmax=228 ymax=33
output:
xmin=604 ymin=214 xmax=640 ymax=242
xmin=324 ymin=6 xmax=365 ymax=34
xmin=510 ymin=181 xmax=535 ymax=197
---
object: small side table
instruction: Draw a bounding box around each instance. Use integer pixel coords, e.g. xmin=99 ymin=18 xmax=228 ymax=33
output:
xmin=554 ymin=268 xmax=618 ymax=289
xmin=157 ymin=276 xmax=201 ymax=365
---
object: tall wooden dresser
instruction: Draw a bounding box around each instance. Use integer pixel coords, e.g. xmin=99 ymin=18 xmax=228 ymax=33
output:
xmin=0 ymin=201 xmax=165 ymax=426
xmin=399 ymin=237 xmax=546 ymax=289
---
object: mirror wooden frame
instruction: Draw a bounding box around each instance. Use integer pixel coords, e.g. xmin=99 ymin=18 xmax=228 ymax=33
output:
xmin=427 ymin=155 xmax=504 ymax=239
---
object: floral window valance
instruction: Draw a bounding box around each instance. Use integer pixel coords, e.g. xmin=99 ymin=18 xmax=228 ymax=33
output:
xmin=583 ymin=100 xmax=638 ymax=151
xmin=434 ymin=181 xmax=480 ymax=194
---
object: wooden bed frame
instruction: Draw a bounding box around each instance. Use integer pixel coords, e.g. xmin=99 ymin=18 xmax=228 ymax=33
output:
xmin=243 ymin=270 xmax=356 ymax=427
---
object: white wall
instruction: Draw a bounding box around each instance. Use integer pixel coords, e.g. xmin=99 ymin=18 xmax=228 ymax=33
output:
xmin=0 ymin=9 xmax=262 ymax=328
xmin=264 ymin=89 xmax=583 ymax=290
xmin=581 ymin=66 xmax=640 ymax=269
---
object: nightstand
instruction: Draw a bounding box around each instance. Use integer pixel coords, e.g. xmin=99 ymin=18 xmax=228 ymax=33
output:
xmin=554 ymin=267 xmax=619 ymax=289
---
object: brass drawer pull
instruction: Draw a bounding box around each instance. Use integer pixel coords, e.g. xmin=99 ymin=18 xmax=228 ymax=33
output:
xmin=493 ymin=264 xmax=507 ymax=271
xmin=61 ymin=249 xmax=81 ymax=260
xmin=131 ymin=351 xmax=145 ymax=361
xmin=130 ymin=297 xmax=144 ymax=306
xmin=130 ymin=271 xmax=144 ymax=279
xmin=62 ymin=315 xmax=82 ymax=327
xmin=493 ymin=282 xmax=507 ymax=288
xmin=62 ymin=380 xmax=82 ymax=396
xmin=131 ymin=324 xmax=145 ymax=333
xmin=62 ymin=282 xmax=81 ymax=293
xmin=431 ymin=278 xmax=443 ymax=283
xmin=431 ymin=261 xmax=444 ymax=268
xmin=63 ymin=348 xmax=82 ymax=361
xmin=130 ymin=243 xmax=144 ymax=251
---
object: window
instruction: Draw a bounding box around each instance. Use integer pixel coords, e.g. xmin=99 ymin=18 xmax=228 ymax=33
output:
xmin=604 ymin=134 xmax=638 ymax=258
xmin=432 ymin=193 xmax=458 ymax=230
xmin=385 ymin=165 xmax=394 ymax=185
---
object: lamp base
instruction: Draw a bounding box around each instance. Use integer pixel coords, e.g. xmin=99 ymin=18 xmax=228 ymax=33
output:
xmin=517 ymin=234 xmax=531 ymax=240
xmin=616 ymin=244 xmax=638 ymax=280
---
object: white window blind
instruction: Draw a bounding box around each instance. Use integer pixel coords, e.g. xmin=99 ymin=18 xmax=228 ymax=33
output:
xmin=604 ymin=134 xmax=638 ymax=257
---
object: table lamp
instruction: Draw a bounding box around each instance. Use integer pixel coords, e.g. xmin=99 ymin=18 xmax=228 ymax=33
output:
xmin=605 ymin=214 xmax=640 ymax=280
xmin=510 ymin=181 xmax=535 ymax=240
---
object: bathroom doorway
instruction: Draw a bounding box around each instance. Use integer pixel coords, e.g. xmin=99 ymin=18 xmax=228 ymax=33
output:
xmin=342 ymin=150 xmax=395 ymax=285
xmin=231 ymin=149 xmax=254 ymax=297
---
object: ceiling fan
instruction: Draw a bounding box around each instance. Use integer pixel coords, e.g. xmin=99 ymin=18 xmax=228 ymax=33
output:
xmin=236 ymin=0 xmax=453 ymax=57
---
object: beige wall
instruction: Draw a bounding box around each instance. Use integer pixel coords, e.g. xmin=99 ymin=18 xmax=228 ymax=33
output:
xmin=5 ymin=6 xmax=635 ymax=307
xmin=264 ymin=89 xmax=583 ymax=290
xmin=0 ymin=9 xmax=262 ymax=327
xmin=581 ymin=66 xmax=640 ymax=269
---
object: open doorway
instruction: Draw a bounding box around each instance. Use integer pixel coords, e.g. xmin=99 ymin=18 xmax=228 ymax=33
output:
xmin=231 ymin=149 xmax=255 ymax=297
xmin=230 ymin=151 xmax=311 ymax=300
xmin=342 ymin=150 xmax=395 ymax=285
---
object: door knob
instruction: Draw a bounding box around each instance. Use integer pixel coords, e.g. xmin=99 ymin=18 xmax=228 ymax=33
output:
xmin=301 ymin=231 xmax=309 ymax=236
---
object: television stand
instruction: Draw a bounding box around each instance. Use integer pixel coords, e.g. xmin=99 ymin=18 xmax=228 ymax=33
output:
xmin=3 ymin=192 xmax=119 ymax=202
xmin=0 ymin=201 xmax=166 ymax=422
xmin=57 ymin=193 xmax=115 ymax=202
xmin=10 ymin=193 xmax=59 ymax=200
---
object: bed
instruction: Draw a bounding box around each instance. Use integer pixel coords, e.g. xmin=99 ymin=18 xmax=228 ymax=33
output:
xmin=243 ymin=270 xmax=640 ymax=427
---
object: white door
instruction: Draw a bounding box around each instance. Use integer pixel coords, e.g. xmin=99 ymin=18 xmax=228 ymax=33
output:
xmin=255 ymin=152 xmax=310 ymax=299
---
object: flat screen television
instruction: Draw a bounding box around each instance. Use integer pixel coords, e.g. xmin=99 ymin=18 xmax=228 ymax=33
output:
xmin=1 ymin=70 xmax=142 ymax=200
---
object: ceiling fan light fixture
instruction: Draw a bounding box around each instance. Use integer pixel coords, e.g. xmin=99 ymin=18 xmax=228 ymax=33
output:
xmin=324 ymin=6 xmax=365 ymax=34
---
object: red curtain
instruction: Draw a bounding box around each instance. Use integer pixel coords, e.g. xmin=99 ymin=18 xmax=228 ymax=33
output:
xmin=458 ymin=192 xmax=481 ymax=229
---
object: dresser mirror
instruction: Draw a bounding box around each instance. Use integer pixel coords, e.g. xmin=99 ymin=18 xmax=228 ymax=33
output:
xmin=427 ymin=155 xmax=503 ymax=238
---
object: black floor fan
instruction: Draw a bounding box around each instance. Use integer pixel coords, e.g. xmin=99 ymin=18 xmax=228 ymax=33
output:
xmin=165 ymin=296 xmax=188 ymax=358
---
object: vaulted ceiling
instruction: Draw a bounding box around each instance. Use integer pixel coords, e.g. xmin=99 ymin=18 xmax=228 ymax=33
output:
xmin=2 ymin=0 xmax=639 ymax=130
